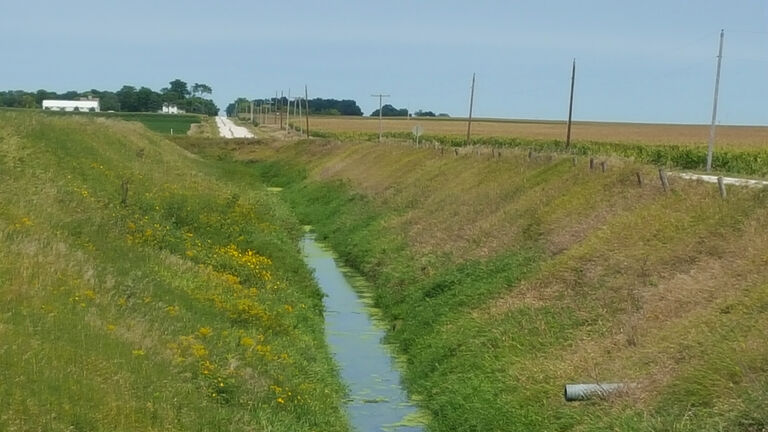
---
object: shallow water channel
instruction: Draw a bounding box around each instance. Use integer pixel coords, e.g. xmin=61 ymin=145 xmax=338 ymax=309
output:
xmin=301 ymin=233 xmax=426 ymax=432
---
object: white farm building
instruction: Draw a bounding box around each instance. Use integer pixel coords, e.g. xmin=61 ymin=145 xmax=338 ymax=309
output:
xmin=161 ymin=103 xmax=184 ymax=114
xmin=42 ymin=99 xmax=100 ymax=112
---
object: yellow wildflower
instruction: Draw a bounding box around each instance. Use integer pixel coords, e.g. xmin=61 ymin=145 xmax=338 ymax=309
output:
xmin=192 ymin=343 xmax=207 ymax=358
xmin=198 ymin=327 xmax=212 ymax=337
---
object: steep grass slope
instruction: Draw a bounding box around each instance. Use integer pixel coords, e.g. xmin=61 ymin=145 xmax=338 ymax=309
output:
xmin=0 ymin=112 xmax=349 ymax=431
xmin=204 ymin=138 xmax=768 ymax=431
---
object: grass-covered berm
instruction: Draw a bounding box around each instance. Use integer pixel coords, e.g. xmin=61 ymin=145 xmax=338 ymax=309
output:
xmin=0 ymin=111 xmax=350 ymax=431
xmin=189 ymin=136 xmax=768 ymax=431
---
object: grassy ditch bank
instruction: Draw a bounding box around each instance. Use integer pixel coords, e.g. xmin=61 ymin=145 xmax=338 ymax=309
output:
xmin=0 ymin=112 xmax=349 ymax=431
xmin=188 ymin=137 xmax=768 ymax=431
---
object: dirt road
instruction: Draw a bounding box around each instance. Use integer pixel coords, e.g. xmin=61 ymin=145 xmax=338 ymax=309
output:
xmin=215 ymin=116 xmax=254 ymax=138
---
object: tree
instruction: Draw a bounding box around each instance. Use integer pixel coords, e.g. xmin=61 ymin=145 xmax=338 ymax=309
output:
xmin=191 ymin=83 xmax=212 ymax=97
xmin=61 ymin=90 xmax=80 ymax=100
xmin=415 ymin=110 xmax=436 ymax=117
xmin=99 ymin=91 xmax=120 ymax=111
xmin=168 ymin=79 xmax=190 ymax=100
xmin=136 ymin=87 xmax=162 ymax=112
xmin=116 ymin=86 xmax=138 ymax=112
xmin=20 ymin=94 xmax=36 ymax=109
xmin=370 ymin=104 xmax=408 ymax=117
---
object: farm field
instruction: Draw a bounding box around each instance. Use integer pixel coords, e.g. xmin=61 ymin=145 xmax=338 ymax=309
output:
xmin=24 ymin=108 xmax=204 ymax=134
xmin=199 ymin=136 xmax=768 ymax=431
xmin=0 ymin=111 xmax=348 ymax=431
xmin=307 ymin=115 xmax=768 ymax=150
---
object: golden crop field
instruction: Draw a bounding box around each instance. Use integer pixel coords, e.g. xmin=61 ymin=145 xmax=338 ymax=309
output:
xmin=306 ymin=116 xmax=768 ymax=150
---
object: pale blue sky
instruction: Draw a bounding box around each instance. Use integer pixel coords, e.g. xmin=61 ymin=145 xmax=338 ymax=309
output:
xmin=2 ymin=1 xmax=767 ymax=124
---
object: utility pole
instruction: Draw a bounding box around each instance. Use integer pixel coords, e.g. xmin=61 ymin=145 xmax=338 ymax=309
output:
xmin=280 ymin=90 xmax=284 ymax=130
xmin=286 ymin=89 xmax=291 ymax=133
xmin=371 ymin=93 xmax=390 ymax=142
xmin=566 ymin=59 xmax=576 ymax=149
xmin=305 ymin=85 xmax=310 ymax=138
xmin=297 ymin=96 xmax=303 ymax=136
xmin=706 ymin=29 xmax=725 ymax=173
xmin=466 ymin=73 xmax=476 ymax=147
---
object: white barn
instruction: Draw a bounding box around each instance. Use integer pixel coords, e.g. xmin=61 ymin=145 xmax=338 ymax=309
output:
xmin=42 ymin=99 xmax=100 ymax=112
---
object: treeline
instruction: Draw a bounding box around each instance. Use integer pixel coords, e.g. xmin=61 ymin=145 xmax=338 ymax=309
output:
xmin=0 ymin=79 xmax=219 ymax=116
xmin=226 ymin=97 xmax=364 ymax=117
xmin=370 ymin=105 xmax=451 ymax=117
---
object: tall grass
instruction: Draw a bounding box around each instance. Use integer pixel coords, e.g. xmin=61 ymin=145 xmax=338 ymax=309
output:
xmin=0 ymin=111 xmax=349 ymax=431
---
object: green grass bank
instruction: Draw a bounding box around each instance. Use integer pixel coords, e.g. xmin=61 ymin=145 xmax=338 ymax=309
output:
xmin=190 ymin=137 xmax=768 ymax=431
xmin=0 ymin=112 xmax=349 ymax=431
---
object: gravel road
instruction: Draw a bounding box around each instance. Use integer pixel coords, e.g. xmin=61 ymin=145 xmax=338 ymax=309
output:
xmin=215 ymin=116 xmax=254 ymax=138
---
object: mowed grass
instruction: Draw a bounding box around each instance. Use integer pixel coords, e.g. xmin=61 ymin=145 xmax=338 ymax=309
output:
xmin=205 ymin=138 xmax=768 ymax=431
xmin=308 ymin=115 xmax=768 ymax=150
xmin=28 ymin=108 xmax=204 ymax=134
xmin=0 ymin=112 xmax=349 ymax=431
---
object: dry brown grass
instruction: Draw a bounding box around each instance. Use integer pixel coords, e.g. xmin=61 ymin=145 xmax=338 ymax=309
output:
xmin=308 ymin=115 xmax=768 ymax=150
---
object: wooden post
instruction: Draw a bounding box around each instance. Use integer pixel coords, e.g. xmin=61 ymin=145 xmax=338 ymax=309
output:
xmin=566 ymin=58 xmax=576 ymax=149
xmin=466 ymin=73 xmax=476 ymax=147
xmin=658 ymin=168 xmax=669 ymax=192
xmin=589 ymin=157 xmax=595 ymax=170
xmin=528 ymin=149 xmax=533 ymax=160
xmin=717 ymin=176 xmax=727 ymax=199
xmin=572 ymin=157 xmax=577 ymax=167
xmin=636 ymin=172 xmax=643 ymax=187
xmin=441 ymin=147 xmax=445 ymax=156
xmin=454 ymin=148 xmax=459 ymax=156
xmin=304 ymin=85 xmax=310 ymax=138
xmin=120 ymin=179 xmax=128 ymax=206
xmin=600 ymin=161 xmax=606 ymax=173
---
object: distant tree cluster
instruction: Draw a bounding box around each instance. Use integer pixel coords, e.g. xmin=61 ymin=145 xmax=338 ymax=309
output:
xmin=370 ymin=104 xmax=409 ymax=117
xmin=414 ymin=109 xmax=436 ymax=117
xmin=226 ymin=97 xmax=363 ymax=117
xmin=0 ymin=79 xmax=219 ymax=116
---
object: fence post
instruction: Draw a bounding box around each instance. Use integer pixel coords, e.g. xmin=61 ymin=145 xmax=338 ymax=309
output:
xmin=572 ymin=157 xmax=577 ymax=167
xmin=658 ymin=168 xmax=669 ymax=192
xmin=717 ymin=176 xmax=727 ymax=199
xmin=636 ymin=172 xmax=643 ymax=187
xmin=600 ymin=161 xmax=606 ymax=173
xmin=589 ymin=157 xmax=595 ymax=170
xmin=120 ymin=179 xmax=129 ymax=206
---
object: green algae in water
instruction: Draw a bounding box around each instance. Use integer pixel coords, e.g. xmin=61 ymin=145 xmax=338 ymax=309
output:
xmin=301 ymin=233 xmax=426 ymax=431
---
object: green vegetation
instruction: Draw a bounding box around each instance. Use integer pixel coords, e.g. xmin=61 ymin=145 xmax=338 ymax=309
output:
xmin=0 ymin=79 xmax=219 ymax=115
xmin=227 ymin=97 xmax=363 ymax=118
xmin=0 ymin=112 xmax=349 ymax=431
xmin=200 ymin=138 xmax=768 ymax=431
xmin=308 ymin=129 xmax=768 ymax=177
xmin=369 ymin=104 xmax=409 ymax=117
xmin=35 ymin=110 xmax=203 ymax=134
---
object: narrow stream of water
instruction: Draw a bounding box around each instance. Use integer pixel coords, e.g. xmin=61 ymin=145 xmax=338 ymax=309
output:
xmin=301 ymin=233 xmax=426 ymax=432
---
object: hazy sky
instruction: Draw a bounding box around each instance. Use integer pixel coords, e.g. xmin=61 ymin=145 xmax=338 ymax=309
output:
xmin=2 ymin=1 xmax=768 ymax=124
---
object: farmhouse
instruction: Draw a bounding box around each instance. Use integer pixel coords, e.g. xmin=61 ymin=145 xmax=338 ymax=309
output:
xmin=161 ymin=103 xmax=184 ymax=114
xmin=42 ymin=99 xmax=100 ymax=112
